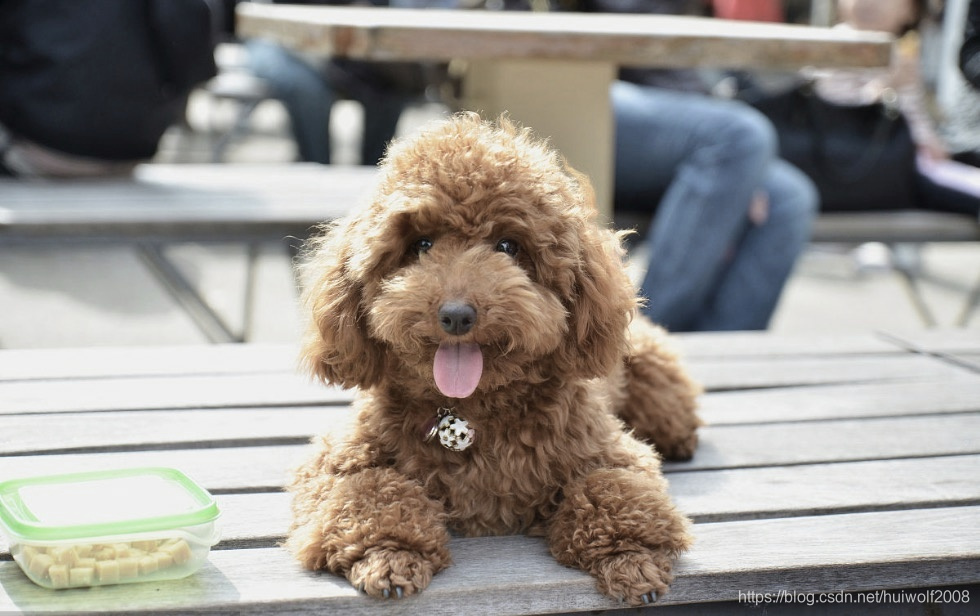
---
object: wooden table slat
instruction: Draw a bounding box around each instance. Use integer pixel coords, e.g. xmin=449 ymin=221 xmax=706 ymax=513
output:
xmin=671 ymin=454 xmax=980 ymax=522
xmin=689 ymin=354 xmax=967 ymax=391
xmin=0 ymin=344 xmax=300 ymax=382
xmin=0 ymin=407 xmax=349 ymax=455
xmin=697 ymin=379 xmax=980 ymax=425
xmin=3 ymin=407 xmax=978 ymax=474
xmin=666 ymin=413 xmax=980 ymax=472
xmin=1 ymin=354 xmax=968 ymax=415
xmin=879 ymin=329 xmax=980 ymax=355
xmin=674 ymin=331 xmax=903 ymax=359
xmin=0 ymin=446 xmax=305 ymax=495
xmin=4 ymin=330 xmax=948 ymax=383
xmin=0 ymin=374 xmax=350 ymax=415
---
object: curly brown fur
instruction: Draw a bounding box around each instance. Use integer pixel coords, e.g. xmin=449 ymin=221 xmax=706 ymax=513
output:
xmin=290 ymin=113 xmax=701 ymax=605
xmin=610 ymin=318 xmax=704 ymax=461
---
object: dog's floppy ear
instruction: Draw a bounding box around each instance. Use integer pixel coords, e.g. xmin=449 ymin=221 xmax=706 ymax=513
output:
xmin=299 ymin=218 xmax=387 ymax=390
xmin=556 ymin=170 xmax=638 ymax=379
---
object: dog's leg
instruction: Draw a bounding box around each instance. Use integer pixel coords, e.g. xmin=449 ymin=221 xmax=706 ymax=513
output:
xmin=548 ymin=466 xmax=692 ymax=605
xmin=287 ymin=465 xmax=452 ymax=599
xmin=615 ymin=316 xmax=702 ymax=461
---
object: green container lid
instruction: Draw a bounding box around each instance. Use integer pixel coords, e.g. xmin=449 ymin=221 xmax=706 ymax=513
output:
xmin=0 ymin=467 xmax=220 ymax=542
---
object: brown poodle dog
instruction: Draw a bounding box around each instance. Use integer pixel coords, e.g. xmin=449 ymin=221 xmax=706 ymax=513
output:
xmin=288 ymin=113 xmax=702 ymax=606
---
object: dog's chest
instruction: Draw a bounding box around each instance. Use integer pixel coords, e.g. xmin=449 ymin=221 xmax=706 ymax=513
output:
xmin=409 ymin=417 xmax=596 ymax=535
xmin=380 ymin=388 xmax=613 ymax=534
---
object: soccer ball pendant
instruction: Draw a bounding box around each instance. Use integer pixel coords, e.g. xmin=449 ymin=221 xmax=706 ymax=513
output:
xmin=428 ymin=410 xmax=476 ymax=451
xmin=422 ymin=408 xmax=476 ymax=451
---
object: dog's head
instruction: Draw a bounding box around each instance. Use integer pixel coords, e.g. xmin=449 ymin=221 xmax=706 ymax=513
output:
xmin=300 ymin=113 xmax=637 ymax=398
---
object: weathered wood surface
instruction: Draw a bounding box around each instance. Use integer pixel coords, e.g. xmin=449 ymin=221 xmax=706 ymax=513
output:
xmin=0 ymin=344 xmax=300 ymax=382
xmin=3 ymin=344 xmax=968 ymax=414
xmin=697 ymin=379 xmax=980 ymax=423
xmin=0 ymin=330 xmax=978 ymax=613
xmin=0 ymin=374 xmax=348 ymax=415
xmin=2 ymin=509 xmax=978 ymax=614
xmin=672 ymin=331 xmax=901 ymax=358
xmin=687 ymin=353 xmax=966 ymax=390
xmin=0 ymin=331 xmax=919 ymax=382
xmin=235 ymin=5 xmax=893 ymax=71
xmin=0 ymin=164 xmax=377 ymax=240
xmin=2 ymin=403 xmax=977 ymax=464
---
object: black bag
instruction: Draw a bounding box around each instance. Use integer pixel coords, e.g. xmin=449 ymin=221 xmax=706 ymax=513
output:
xmin=747 ymin=82 xmax=919 ymax=211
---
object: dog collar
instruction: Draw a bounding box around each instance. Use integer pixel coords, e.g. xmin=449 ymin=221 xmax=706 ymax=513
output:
xmin=422 ymin=407 xmax=476 ymax=452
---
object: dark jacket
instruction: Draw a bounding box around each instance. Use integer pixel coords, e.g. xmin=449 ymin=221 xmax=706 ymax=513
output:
xmin=0 ymin=0 xmax=216 ymax=160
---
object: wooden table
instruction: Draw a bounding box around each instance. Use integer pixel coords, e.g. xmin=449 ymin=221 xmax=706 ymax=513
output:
xmin=236 ymin=5 xmax=894 ymax=216
xmin=1 ymin=330 xmax=978 ymax=613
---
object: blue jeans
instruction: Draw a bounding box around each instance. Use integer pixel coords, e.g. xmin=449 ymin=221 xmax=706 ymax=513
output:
xmin=613 ymin=82 xmax=817 ymax=331
xmin=246 ymin=40 xmax=406 ymax=165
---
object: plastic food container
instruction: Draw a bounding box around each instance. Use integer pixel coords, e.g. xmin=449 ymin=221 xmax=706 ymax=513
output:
xmin=0 ymin=467 xmax=221 ymax=589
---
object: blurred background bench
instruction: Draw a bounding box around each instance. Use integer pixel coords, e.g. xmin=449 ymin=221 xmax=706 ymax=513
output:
xmin=812 ymin=211 xmax=980 ymax=327
xmin=0 ymin=164 xmax=377 ymax=343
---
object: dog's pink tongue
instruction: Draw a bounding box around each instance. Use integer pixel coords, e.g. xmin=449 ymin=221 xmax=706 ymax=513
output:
xmin=433 ymin=342 xmax=483 ymax=398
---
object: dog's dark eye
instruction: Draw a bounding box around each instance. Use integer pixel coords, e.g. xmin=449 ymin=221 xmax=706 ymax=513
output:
xmin=412 ymin=238 xmax=433 ymax=255
xmin=495 ymin=239 xmax=519 ymax=257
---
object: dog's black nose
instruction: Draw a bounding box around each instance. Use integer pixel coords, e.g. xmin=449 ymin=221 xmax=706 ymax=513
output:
xmin=438 ymin=301 xmax=477 ymax=336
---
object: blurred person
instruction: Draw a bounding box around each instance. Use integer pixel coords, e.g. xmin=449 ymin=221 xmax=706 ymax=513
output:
xmin=812 ymin=0 xmax=980 ymax=215
xmin=953 ymin=0 xmax=980 ymax=171
xmin=0 ymin=0 xmax=217 ymax=178
xmin=963 ymin=0 xmax=980 ymax=88
xmin=576 ymin=0 xmax=818 ymax=332
xmin=242 ymin=0 xmax=448 ymax=165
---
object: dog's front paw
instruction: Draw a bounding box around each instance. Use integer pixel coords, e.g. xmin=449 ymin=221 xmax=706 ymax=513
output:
xmin=348 ymin=547 xmax=437 ymax=599
xmin=594 ymin=550 xmax=675 ymax=606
